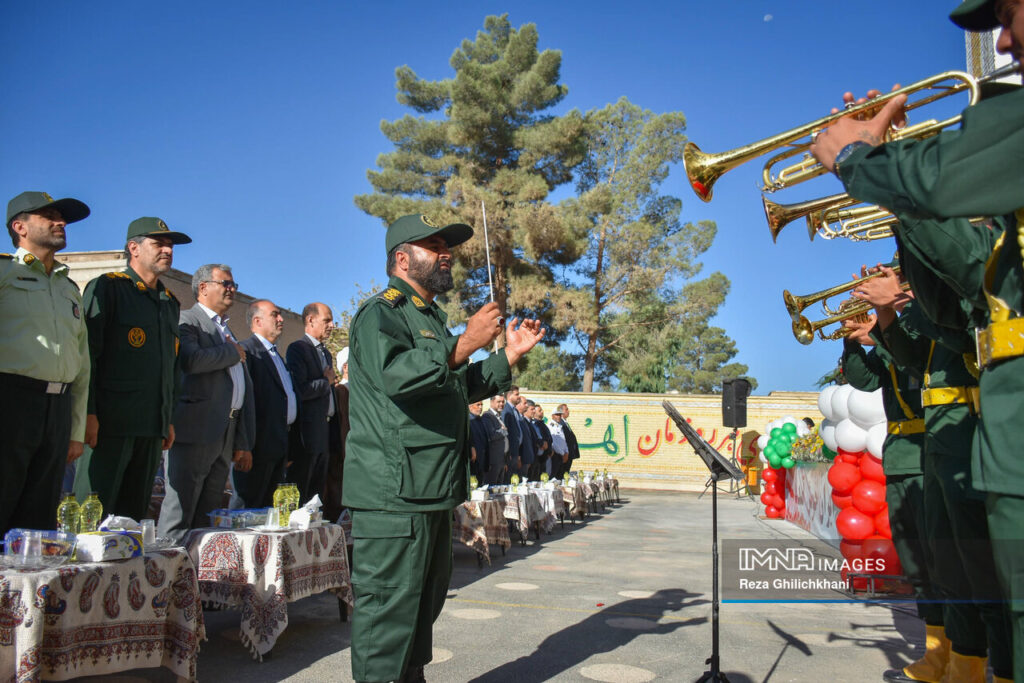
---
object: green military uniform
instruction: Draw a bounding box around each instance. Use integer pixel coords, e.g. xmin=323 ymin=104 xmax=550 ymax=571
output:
xmin=836 ymin=2 xmax=1023 ymax=674
xmin=0 ymin=191 xmax=91 ymax=534
xmin=841 ymin=331 xmax=941 ymax=628
xmin=879 ymin=296 xmax=1012 ymax=674
xmin=344 ymin=215 xmax=511 ymax=683
xmin=83 ymin=217 xmax=189 ymax=520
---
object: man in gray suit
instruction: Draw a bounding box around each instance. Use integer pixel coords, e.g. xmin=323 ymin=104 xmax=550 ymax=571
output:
xmin=158 ymin=264 xmax=254 ymax=542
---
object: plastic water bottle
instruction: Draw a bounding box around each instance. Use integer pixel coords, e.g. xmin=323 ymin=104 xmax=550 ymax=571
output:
xmin=56 ymin=493 xmax=81 ymax=534
xmin=80 ymin=493 xmax=103 ymax=532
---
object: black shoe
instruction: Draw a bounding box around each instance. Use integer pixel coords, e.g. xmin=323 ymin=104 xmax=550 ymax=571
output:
xmin=881 ymin=669 xmax=923 ymax=683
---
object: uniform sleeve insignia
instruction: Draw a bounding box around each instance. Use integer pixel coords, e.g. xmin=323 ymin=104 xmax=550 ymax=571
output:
xmin=135 ymin=281 xmax=147 ymax=292
xmin=410 ymin=294 xmax=427 ymax=309
xmin=419 ymin=329 xmax=437 ymax=339
xmin=128 ymin=327 xmax=147 ymax=348
xmin=377 ymin=287 xmax=406 ymax=308
xmin=72 ymin=302 xmax=80 ymax=319
xmin=104 ymin=271 xmax=131 ymax=280
xmin=420 ymin=215 xmax=437 ymax=228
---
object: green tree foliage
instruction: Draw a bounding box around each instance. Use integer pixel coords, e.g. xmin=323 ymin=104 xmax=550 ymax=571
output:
xmin=354 ymin=15 xmax=588 ymax=331
xmin=511 ymin=343 xmax=581 ymax=392
xmin=563 ymin=97 xmax=752 ymax=392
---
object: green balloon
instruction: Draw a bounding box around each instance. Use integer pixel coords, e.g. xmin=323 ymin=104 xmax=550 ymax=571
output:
xmin=768 ymin=454 xmax=782 ymax=469
xmin=770 ymin=428 xmax=783 ymax=439
xmin=775 ymin=440 xmax=792 ymax=455
xmin=781 ymin=456 xmax=796 ymax=469
xmin=763 ymin=445 xmax=777 ymax=458
xmin=782 ymin=422 xmax=797 ymax=435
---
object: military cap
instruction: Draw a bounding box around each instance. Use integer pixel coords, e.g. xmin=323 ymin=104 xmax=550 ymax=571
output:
xmin=127 ymin=216 xmax=192 ymax=244
xmin=7 ymin=191 xmax=90 ymax=228
xmin=385 ymin=214 xmax=473 ymax=255
xmin=950 ymin=0 xmax=998 ymax=31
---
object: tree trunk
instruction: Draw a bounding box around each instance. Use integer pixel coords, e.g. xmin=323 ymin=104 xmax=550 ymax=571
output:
xmin=582 ymin=332 xmax=598 ymax=392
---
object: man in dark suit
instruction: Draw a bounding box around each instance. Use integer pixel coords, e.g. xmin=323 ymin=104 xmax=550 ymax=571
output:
xmin=286 ymin=302 xmax=337 ymax=503
xmin=531 ymin=404 xmax=553 ymax=479
xmin=483 ymin=395 xmax=510 ymax=485
xmin=468 ymin=400 xmax=487 ymax=480
xmin=514 ymin=394 xmax=538 ymax=479
xmin=322 ymin=346 xmax=350 ymax=523
xmin=158 ymin=264 xmax=254 ymax=542
xmin=501 ymin=385 xmax=522 ymax=482
xmin=232 ymin=299 xmax=296 ymax=509
xmin=556 ymin=403 xmax=581 ymax=475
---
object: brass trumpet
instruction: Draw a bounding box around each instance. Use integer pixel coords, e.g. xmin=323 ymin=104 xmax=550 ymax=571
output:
xmin=763 ymin=192 xmax=856 ymax=242
xmin=684 ymin=63 xmax=1019 ymax=202
xmin=808 ymin=204 xmax=897 ymax=242
xmin=783 ymin=267 xmax=908 ymax=345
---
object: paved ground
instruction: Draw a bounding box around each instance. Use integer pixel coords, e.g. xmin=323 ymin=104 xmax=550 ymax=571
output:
xmin=94 ymin=489 xmax=924 ymax=682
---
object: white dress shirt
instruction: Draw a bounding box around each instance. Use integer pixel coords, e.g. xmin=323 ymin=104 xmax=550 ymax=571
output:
xmin=255 ymin=333 xmax=297 ymax=425
xmin=197 ymin=302 xmax=244 ymax=411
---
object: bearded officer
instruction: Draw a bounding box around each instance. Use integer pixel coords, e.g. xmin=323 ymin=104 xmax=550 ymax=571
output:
xmin=344 ymin=214 xmax=545 ymax=683
xmin=0 ymin=191 xmax=91 ymax=534
xmin=83 ymin=217 xmax=192 ymax=520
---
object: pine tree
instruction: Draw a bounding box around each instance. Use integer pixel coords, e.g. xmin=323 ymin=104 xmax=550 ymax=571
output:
xmin=354 ymin=15 xmax=588 ymax=330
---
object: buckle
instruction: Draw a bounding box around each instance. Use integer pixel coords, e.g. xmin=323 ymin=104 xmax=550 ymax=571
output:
xmin=46 ymin=381 xmax=65 ymax=395
xmin=229 ymin=408 xmax=240 ymax=419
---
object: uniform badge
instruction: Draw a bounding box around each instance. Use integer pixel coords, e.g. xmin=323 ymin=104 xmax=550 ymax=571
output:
xmin=135 ymin=281 xmax=147 ymax=292
xmin=411 ymin=294 xmax=427 ymax=308
xmin=157 ymin=219 xmax=168 ymax=231
xmin=72 ymin=303 xmax=80 ymax=319
xmin=41 ymin=192 xmax=54 ymax=203
xmin=128 ymin=327 xmax=147 ymax=348
xmin=23 ymin=253 xmax=36 ymax=265
xmin=420 ymin=215 xmax=437 ymax=228
xmin=377 ymin=287 xmax=406 ymax=308
xmin=419 ymin=329 xmax=437 ymax=339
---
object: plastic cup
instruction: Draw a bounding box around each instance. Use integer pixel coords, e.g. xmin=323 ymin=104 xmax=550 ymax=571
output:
xmin=21 ymin=531 xmax=42 ymax=561
xmin=140 ymin=519 xmax=156 ymax=547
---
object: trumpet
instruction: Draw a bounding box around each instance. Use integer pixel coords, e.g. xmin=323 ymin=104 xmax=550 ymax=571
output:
xmin=763 ymin=192 xmax=857 ymax=242
xmin=684 ymin=62 xmax=1020 ymax=202
xmin=783 ymin=267 xmax=908 ymax=345
xmin=808 ymin=204 xmax=897 ymax=242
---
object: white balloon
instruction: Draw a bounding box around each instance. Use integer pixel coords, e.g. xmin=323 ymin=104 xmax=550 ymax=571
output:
xmin=831 ymin=385 xmax=854 ymax=422
xmin=757 ymin=434 xmax=769 ymax=450
xmin=866 ymin=422 xmax=887 ymax=459
xmin=818 ymin=386 xmax=839 ymax=421
xmin=848 ymin=387 xmax=887 ymax=429
xmin=758 ymin=451 xmax=768 ymax=463
xmin=835 ymin=418 xmax=868 ymax=453
xmin=782 ymin=415 xmax=798 ymax=426
xmin=820 ymin=419 xmax=838 ymax=452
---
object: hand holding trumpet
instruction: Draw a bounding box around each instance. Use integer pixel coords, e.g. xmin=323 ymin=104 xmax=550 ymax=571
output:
xmin=809 ymin=94 xmax=908 ymax=172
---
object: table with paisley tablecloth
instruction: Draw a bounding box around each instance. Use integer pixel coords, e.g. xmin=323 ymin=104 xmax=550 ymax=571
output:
xmin=0 ymin=547 xmax=204 ymax=682
xmin=531 ymin=488 xmax=565 ymax=532
xmin=453 ymin=500 xmax=511 ymax=565
xmin=184 ymin=523 xmax=352 ymax=660
xmin=560 ymin=484 xmax=587 ymax=520
xmin=492 ymin=492 xmax=548 ymax=544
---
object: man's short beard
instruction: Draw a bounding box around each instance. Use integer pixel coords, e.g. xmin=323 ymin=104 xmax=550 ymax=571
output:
xmin=409 ymin=252 xmax=454 ymax=295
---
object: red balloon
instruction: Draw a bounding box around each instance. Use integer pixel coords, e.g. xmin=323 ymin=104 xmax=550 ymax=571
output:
xmin=762 ymin=468 xmax=777 ymax=483
xmin=874 ymin=509 xmax=892 ymax=538
xmin=862 ymin=536 xmax=902 ymax=576
xmin=851 ymin=480 xmax=887 ymax=515
xmin=839 ymin=539 xmax=863 ymax=562
xmin=836 ymin=507 xmax=875 ymax=541
xmin=765 ymin=505 xmax=780 ymax=518
xmin=828 ymin=462 xmax=862 ymax=494
xmin=834 ymin=455 xmax=842 ymax=465
xmin=859 ymin=453 xmax=886 ymax=483
xmin=839 ymin=449 xmax=861 ymax=464
xmin=832 ymin=492 xmax=853 ymax=509
xmin=771 ymin=495 xmax=785 ymax=509
xmin=760 ymin=492 xmax=772 ymax=505
xmin=764 ymin=481 xmax=778 ymax=495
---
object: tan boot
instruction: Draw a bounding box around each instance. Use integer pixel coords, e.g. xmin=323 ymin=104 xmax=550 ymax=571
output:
xmin=893 ymin=625 xmax=950 ymax=683
xmin=938 ymin=652 xmax=986 ymax=683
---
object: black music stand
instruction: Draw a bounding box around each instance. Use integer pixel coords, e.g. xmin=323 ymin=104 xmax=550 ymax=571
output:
xmin=663 ymin=401 xmax=744 ymax=683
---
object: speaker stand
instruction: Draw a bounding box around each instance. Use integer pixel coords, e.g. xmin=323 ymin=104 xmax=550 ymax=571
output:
xmin=696 ymin=470 xmax=730 ymax=682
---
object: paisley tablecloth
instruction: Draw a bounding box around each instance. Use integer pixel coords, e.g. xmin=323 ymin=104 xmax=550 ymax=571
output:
xmin=0 ymin=547 xmax=204 ymax=682
xmin=560 ymin=485 xmax=587 ymax=519
xmin=453 ymin=500 xmax=511 ymax=564
xmin=530 ymin=489 xmax=564 ymax=532
xmin=493 ymin=492 xmax=547 ymax=539
xmin=184 ymin=523 xmax=352 ymax=660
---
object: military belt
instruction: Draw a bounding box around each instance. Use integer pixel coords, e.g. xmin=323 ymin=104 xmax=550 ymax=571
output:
xmin=0 ymin=372 xmax=71 ymax=395
xmin=887 ymin=419 xmax=925 ymax=436
xmin=976 ymin=318 xmax=1024 ymax=369
xmin=921 ymin=386 xmax=979 ymax=412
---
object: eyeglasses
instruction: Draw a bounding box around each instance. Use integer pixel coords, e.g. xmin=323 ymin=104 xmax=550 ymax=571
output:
xmin=204 ymin=279 xmax=239 ymax=290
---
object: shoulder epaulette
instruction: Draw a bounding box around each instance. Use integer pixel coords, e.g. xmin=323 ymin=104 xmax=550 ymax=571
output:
xmin=166 ymin=290 xmax=178 ymax=304
xmin=0 ymin=253 xmax=12 ymax=260
xmin=377 ymin=287 xmax=406 ymax=308
xmin=104 ymin=271 xmax=132 ymax=280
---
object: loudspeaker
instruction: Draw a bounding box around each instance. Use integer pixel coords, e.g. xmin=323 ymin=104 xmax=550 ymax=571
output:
xmin=722 ymin=378 xmax=751 ymax=428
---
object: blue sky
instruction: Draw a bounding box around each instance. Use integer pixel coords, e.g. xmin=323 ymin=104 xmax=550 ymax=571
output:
xmin=1 ymin=1 xmax=975 ymax=393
